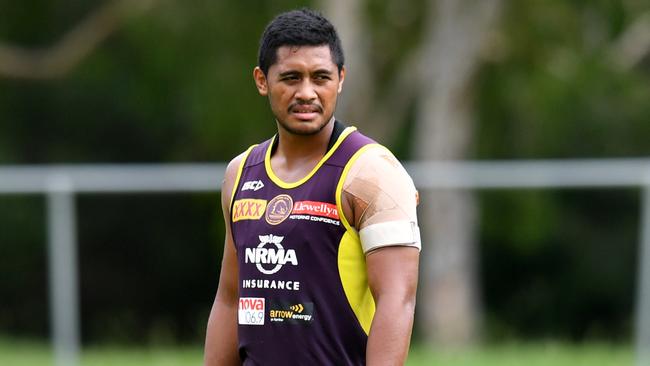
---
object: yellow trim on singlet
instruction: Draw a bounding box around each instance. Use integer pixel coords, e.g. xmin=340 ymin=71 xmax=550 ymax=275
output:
xmin=229 ymin=144 xmax=258 ymax=209
xmin=264 ymin=126 xmax=357 ymax=189
xmin=335 ymin=143 xmax=382 ymax=335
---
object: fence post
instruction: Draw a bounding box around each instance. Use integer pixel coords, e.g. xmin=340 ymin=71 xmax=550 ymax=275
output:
xmin=637 ymin=180 xmax=650 ymax=366
xmin=46 ymin=174 xmax=80 ymax=366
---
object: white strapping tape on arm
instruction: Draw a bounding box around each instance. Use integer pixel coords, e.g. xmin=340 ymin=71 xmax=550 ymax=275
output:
xmin=359 ymin=220 xmax=421 ymax=254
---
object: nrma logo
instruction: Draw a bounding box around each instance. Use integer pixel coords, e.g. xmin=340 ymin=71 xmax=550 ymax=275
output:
xmin=245 ymin=235 xmax=298 ymax=275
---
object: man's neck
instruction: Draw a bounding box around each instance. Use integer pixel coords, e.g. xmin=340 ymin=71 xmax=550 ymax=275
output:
xmin=274 ymin=117 xmax=336 ymax=163
xmin=269 ymin=117 xmax=337 ymax=182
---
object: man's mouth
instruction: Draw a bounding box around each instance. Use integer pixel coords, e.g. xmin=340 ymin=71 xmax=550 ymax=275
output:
xmin=289 ymin=104 xmax=322 ymax=120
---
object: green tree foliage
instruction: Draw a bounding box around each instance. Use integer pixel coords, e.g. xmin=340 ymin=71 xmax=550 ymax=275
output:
xmin=0 ymin=0 xmax=310 ymax=343
xmin=476 ymin=0 xmax=650 ymax=159
xmin=475 ymin=0 xmax=650 ymax=341
xmin=1 ymin=0 xmax=649 ymax=344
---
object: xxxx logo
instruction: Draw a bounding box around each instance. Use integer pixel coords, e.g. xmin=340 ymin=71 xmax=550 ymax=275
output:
xmin=232 ymin=199 xmax=267 ymax=222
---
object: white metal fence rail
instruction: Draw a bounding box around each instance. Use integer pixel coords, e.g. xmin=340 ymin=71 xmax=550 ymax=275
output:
xmin=1 ymin=160 xmax=649 ymax=366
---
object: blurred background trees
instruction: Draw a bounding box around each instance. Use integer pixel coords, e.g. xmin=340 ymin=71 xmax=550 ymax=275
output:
xmin=1 ymin=0 xmax=649 ymax=347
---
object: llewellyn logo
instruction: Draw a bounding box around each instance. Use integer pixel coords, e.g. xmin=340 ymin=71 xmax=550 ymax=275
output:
xmin=242 ymin=180 xmax=265 ymax=192
xmin=245 ymin=235 xmax=298 ymax=275
xmin=292 ymin=201 xmax=339 ymax=219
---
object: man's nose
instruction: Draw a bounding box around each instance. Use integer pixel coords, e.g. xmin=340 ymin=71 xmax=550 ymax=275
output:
xmin=295 ymin=80 xmax=317 ymax=101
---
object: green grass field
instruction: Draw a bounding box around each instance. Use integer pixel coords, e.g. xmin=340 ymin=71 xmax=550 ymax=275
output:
xmin=0 ymin=337 xmax=633 ymax=366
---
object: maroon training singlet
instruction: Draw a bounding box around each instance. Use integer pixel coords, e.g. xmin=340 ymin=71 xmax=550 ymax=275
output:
xmin=230 ymin=127 xmax=377 ymax=365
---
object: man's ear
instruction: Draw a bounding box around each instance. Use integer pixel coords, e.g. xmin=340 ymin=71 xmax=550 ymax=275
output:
xmin=337 ymin=66 xmax=346 ymax=94
xmin=253 ymin=67 xmax=268 ymax=96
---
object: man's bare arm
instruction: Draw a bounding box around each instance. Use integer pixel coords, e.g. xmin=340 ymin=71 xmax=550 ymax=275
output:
xmin=204 ymin=154 xmax=246 ymax=366
xmin=366 ymin=246 xmax=419 ymax=366
xmin=342 ymin=146 xmax=420 ymax=365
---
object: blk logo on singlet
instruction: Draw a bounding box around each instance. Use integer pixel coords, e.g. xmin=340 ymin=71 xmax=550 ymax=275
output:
xmin=242 ymin=180 xmax=265 ymax=192
xmin=245 ymin=234 xmax=298 ymax=275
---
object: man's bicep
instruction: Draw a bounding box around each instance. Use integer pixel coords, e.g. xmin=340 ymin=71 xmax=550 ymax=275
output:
xmin=216 ymin=231 xmax=239 ymax=303
xmin=216 ymin=154 xmax=245 ymax=302
xmin=215 ymin=221 xmax=239 ymax=305
xmin=366 ymin=246 xmax=419 ymax=302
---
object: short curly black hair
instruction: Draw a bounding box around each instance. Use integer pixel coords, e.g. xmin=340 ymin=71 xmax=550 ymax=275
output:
xmin=257 ymin=8 xmax=345 ymax=75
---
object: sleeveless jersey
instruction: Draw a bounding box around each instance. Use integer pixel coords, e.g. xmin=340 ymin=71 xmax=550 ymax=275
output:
xmin=230 ymin=127 xmax=377 ymax=365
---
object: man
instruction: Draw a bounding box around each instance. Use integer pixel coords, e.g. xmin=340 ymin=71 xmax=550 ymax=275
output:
xmin=204 ymin=8 xmax=420 ymax=366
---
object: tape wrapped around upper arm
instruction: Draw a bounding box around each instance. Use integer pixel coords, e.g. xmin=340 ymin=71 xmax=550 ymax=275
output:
xmin=342 ymin=145 xmax=420 ymax=253
xmin=359 ymin=220 xmax=421 ymax=253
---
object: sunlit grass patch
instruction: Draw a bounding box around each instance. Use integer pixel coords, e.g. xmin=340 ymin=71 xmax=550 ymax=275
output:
xmin=0 ymin=336 xmax=633 ymax=366
xmin=407 ymin=341 xmax=632 ymax=366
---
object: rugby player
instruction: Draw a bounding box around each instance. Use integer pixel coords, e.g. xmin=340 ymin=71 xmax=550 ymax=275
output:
xmin=204 ymin=8 xmax=421 ymax=365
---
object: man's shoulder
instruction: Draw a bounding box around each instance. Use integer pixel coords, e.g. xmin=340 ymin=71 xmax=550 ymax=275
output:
xmin=227 ymin=147 xmax=253 ymax=170
xmin=343 ymin=143 xmax=416 ymax=198
xmin=351 ymin=144 xmax=404 ymax=174
xmin=224 ymin=144 xmax=259 ymax=183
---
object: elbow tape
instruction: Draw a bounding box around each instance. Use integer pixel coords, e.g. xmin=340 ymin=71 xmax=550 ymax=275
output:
xmin=359 ymin=220 xmax=421 ymax=253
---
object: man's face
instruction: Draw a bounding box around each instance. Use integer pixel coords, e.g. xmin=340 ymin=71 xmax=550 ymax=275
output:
xmin=254 ymin=45 xmax=345 ymax=136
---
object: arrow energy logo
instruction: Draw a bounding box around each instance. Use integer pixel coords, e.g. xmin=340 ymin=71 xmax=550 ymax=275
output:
xmin=269 ymin=300 xmax=314 ymax=324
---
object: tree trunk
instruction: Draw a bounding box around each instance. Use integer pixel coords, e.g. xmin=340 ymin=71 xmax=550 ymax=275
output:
xmin=318 ymin=0 xmax=374 ymax=131
xmin=414 ymin=0 xmax=501 ymax=346
xmin=0 ymin=0 xmax=155 ymax=79
xmin=318 ymin=0 xmax=420 ymax=144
